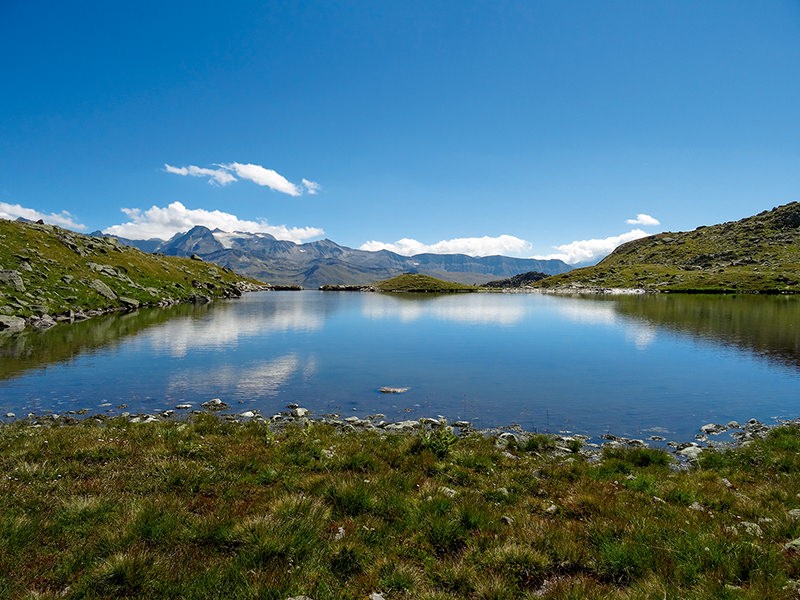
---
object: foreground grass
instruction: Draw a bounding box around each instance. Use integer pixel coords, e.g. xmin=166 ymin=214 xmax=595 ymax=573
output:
xmin=2 ymin=417 xmax=800 ymax=599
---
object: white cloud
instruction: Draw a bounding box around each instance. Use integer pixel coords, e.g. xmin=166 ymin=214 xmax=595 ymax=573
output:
xmin=0 ymin=202 xmax=86 ymax=230
xmin=534 ymin=229 xmax=650 ymax=264
xmin=165 ymin=161 xmax=317 ymax=197
xmin=164 ymin=164 xmax=236 ymax=186
xmin=626 ymin=213 xmax=660 ymax=226
xmin=302 ymin=178 xmax=321 ymax=195
xmin=359 ymin=234 xmax=533 ymax=257
xmin=222 ymin=162 xmax=302 ymax=196
xmin=103 ymin=201 xmax=324 ymax=242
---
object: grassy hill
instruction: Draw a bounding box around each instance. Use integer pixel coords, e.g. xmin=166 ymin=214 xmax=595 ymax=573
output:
xmin=375 ymin=273 xmax=477 ymax=293
xmin=0 ymin=219 xmax=263 ymax=331
xmin=535 ymin=202 xmax=800 ymax=293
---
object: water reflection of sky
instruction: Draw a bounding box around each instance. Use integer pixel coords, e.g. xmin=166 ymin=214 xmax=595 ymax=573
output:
xmin=1 ymin=291 xmax=798 ymax=442
xmin=361 ymin=293 xmax=529 ymax=326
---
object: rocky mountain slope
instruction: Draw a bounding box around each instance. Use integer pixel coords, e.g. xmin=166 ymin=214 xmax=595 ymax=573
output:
xmin=0 ymin=219 xmax=262 ymax=333
xmin=104 ymin=226 xmax=572 ymax=287
xmin=535 ymin=202 xmax=800 ymax=293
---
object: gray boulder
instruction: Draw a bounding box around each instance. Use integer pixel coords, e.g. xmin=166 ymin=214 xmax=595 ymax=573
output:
xmin=29 ymin=314 xmax=57 ymax=330
xmin=89 ymin=278 xmax=117 ymax=299
xmin=0 ymin=315 xmax=26 ymax=333
xmin=0 ymin=270 xmax=25 ymax=292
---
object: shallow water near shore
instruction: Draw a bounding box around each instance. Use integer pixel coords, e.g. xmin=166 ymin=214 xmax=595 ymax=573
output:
xmin=1 ymin=291 xmax=799 ymax=441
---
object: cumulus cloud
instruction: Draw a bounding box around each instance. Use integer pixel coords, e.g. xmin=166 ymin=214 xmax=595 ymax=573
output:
xmin=0 ymin=202 xmax=86 ymax=230
xmin=302 ymin=178 xmax=321 ymax=195
xmin=165 ymin=161 xmax=318 ymax=196
xmin=626 ymin=213 xmax=660 ymax=226
xmin=164 ymin=164 xmax=236 ymax=186
xmin=534 ymin=229 xmax=650 ymax=264
xmin=103 ymin=201 xmax=324 ymax=242
xmin=359 ymin=234 xmax=533 ymax=257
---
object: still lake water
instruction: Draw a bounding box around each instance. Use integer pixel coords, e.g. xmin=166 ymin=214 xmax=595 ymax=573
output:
xmin=1 ymin=291 xmax=799 ymax=441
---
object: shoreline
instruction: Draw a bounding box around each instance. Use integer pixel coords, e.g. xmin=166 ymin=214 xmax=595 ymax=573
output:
xmin=2 ymin=403 xmax=788 ymax=463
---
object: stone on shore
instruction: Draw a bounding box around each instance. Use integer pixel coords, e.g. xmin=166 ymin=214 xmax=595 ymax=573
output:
xmin=678 ymin=445 xmax=704 ymax=460
xmin=201 ymin=398 xmax=229 ymax=410
xmin=0 ymin=315 xmax=26 ymax=333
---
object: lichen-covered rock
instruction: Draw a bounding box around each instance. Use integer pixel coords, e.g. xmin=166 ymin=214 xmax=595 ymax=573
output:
xmin=89 ymin=278 xmax=117 ymax=299
xmin=0 ymin=315 xmax=26 ymax=333
xmin=0 ymin=269 xmax=25 ymax=292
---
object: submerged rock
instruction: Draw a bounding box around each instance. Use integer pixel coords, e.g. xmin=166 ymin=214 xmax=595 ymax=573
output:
xmin=379 ymin=386 xmax=409 ymax=394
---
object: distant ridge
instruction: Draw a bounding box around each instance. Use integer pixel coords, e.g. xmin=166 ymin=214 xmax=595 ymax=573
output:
xmin=535 ymin=202 xmax=800 ymax=293
xmin=97 ymin=226 xmax=572 ymax=287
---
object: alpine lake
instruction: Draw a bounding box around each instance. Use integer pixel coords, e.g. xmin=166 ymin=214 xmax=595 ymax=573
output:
xmin=1 ymin=290 xmax=799 ymax=444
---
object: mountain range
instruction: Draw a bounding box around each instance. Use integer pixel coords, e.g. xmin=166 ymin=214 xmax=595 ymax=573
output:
xmin=97 ymin=226 xmax=572 ymax=287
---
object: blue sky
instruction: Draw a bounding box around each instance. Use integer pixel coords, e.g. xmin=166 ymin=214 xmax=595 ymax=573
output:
xmin=1 ymin=1 xmax=798 ymax=263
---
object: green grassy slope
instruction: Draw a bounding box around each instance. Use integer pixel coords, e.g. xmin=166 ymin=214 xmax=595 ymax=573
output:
xmin=375 ymin=273 xmax=476 ymax=292
xmin=0 ymin=219 xmax=263 ymax=326
xmin=535 ymin=202 xmax=800 ymax=293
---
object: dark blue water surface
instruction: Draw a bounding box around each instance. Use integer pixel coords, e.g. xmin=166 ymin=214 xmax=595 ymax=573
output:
xmin=1 ymin=291 xmax=799 ymax=441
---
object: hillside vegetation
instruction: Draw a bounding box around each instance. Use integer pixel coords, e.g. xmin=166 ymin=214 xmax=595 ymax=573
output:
xmin=535 ymin=202 xmax=800 ymax=293
xmin=0 ymin=219 xmax=262 ymax=332
xmin=375 ymin=273 xmax=477 ymax=293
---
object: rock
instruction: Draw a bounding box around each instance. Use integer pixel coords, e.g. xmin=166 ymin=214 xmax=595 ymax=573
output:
xmin=285 ymin=596 xmax=314 ymax=600
xmin=501 ymin=515 xmax=514 ymax=525
xmin=239 ymin=411 xmax=256 ymax=418
xmin=678 ymin=445 xmax=704 ymax=460
xmin=291 ymin=407 xmax=310 ymax=418
xmin=89 ymin=278 xmax=117 ymax=300
xmin=453 ymin=420 xmax=472 ymax=428
xmin=369 ymin=594 xmax=385 ymax=600
xmin=789 ymin=509 xmax=800 ymax=520
xmin=741 ymin=522 xmax=763 ymax=537
xmin=119 ymin=296 xmax=140 ymax=308
xmin=201 ymin=398 xmax=229 ymax=410
xmin=0 ymin=315 xmax=26 ymax=333
xmin=334 ymin=526 xmax=346 ymax=541
xmin=286 ymin=403 xmax=300 ymax=409
xmin=784 ymin=538 xmax=800 ymax=551
xmin=29 ymin=314 xmax=57 ymax=330
xmin=382 ymin=420 xmax=419 ymax=431
xmin=379 ymin=387 xmax=409 ymax=394
xmin=175 ymin=403 xmax=193 ymax=410
xmin=700 ymin=423 xmax=727 ymax=435
xmin=439 ymin=486 xmax=457 ymax=498
xmin=545 ymin=503 xmax=558 ymax=513
xmin=727 ymin=421 xmax=741 ymax=429
xmin=688 ymin=502 xmax=705 ymax=512
xmin=0 ymin=270 xmax=25 ymax=292
xmin=5 ymin=412 xmax=15 ymax=418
